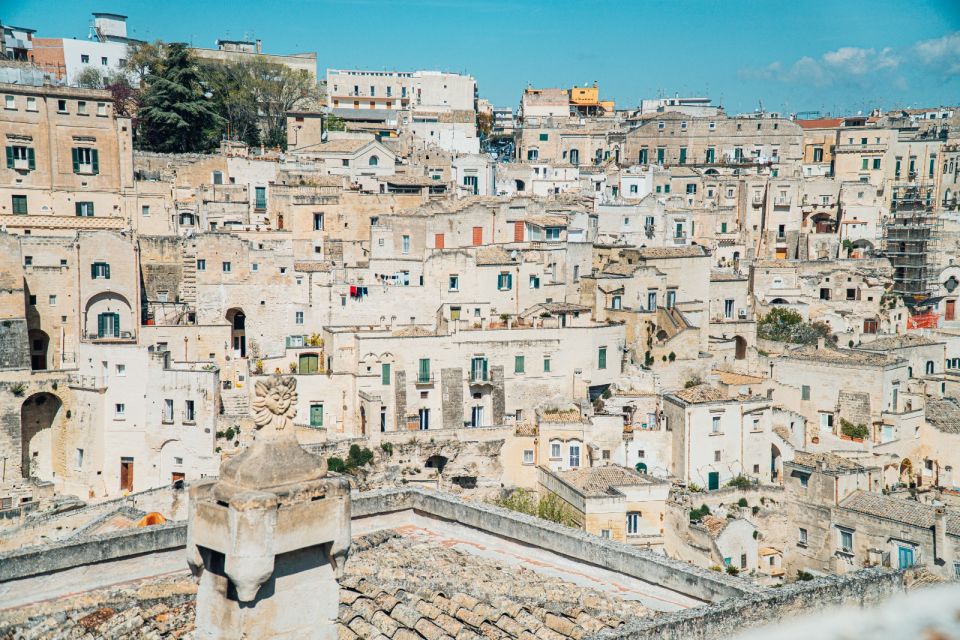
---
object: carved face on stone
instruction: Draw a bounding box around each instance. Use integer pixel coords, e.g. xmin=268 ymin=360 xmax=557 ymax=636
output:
xmin=252 ymin=375 xmax=298 ymax=432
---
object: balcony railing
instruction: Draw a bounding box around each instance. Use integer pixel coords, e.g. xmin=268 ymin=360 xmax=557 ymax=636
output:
xmin=85 ymin=331 xmax=135 ymax=341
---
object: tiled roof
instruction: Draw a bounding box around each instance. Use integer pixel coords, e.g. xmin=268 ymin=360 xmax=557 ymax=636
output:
xmin=601 ymin=262 xmax=639 ymax=276
xmin=635 ymin=246 xmax=708 ymax=259
xmin=796 ymin=117 xmax=844 ymax=129
xmin=791 ymin=451 xmax=867 ymax=473
xmin=557 ymin=465 xmax=658 ymax=497
xmin=925 ymin=396 xmax=960 ymax=434
xmin=671 ymin=383 xmax=728 ymax=404
xmin=712 ymin=370 xmax=765 ymax=386
xmin=0 ymin=530 xmax=657 ymax=639
xmin=700 ymin=515 xmax=728 ymax=538
xmin=539 ymin=408 xmax=584 ymax=423
xmin=839 ymin=491 xmax=960 ymax=535
xmin=525 ymin=214 xmax=568 ymax=227
xmin=475 ymin=246 xmax=516 ymax=265
xmin=859 ymin=334 xmax=940 ymax=350
xmin=780 ymin=345 xmax=896 ymax=367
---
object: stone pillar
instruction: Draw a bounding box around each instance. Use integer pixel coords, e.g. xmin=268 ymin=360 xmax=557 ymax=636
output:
xmin=187 ymin=375 xmax=350 ymax=640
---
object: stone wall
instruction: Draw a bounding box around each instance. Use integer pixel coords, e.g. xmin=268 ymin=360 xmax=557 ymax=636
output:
xmin=0 ymin=318 xmax=29 ymax=371
xmin=441 ymin=367 xmax=463 ymax=428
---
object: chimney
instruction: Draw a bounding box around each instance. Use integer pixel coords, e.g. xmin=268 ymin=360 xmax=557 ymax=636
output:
xmin=255 ymin=39 xmax=262 ymax=54
xmin=934 ymin=507 xmax=950 ymax=566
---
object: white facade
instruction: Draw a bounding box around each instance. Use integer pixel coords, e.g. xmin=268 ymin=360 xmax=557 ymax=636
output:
xmin=60 ymin=39 xmax=129 ymax=85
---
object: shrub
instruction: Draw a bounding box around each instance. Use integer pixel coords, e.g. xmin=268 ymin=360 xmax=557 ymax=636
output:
xmin=757 ymin=307 xmax=834 ymax=345
xmin=380 ymin=442 xmax=394 ymax=456
xmin=538 ymin=492 xmax=576 ymax=526
xmin=796 ymin=570 xmax=814 ymax=581
xmin=668 ymin=351 xmax=676 ymax=362
xmin=10 ymin=382 xmax=25 ymax=397
xmin=688 ymin=482 xmax=704 ymax=493
xmin=726 ymin=565 xmax=740 ymax=576
xmin=689 ymin=504 xmax=712 ymax=522
xmin=709 ymin=565 xmax=722 ymax=572
xmin=840 ymin=418 xmax=869 ymax=440
xmin=727 ymin=475 xmax=752 ymax=490
xmin=327 ymin=457 xmax=346 ymax=473
xmin=346 ymin=444 xmax=374 ymax=469
xmin=752 ymin=505 xmax=760 ymax=515
xmin=684 ymin=375 xmax=703 ymax=389
xmin=737 ymin=497 xmax=749 ymax=508
xmin=492 ymin=488 xmax=538 ymax=517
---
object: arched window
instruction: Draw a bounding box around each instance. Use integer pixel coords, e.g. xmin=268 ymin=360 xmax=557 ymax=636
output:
xmin=369 ymin=155 xmax=379 ymax=167
xmin=926 ymin=360 xmax=935 ymax=375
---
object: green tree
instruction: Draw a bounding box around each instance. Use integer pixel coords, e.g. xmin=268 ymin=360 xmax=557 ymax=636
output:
xmin=136 ymin=43 xmax=222 ymax=152
xmin=757 ymin=307 xmax=835 ymax=345
xmin=124 ymin=40 xmax=165 ymax=84
xmin=76 ymin=66 xmax=106 ymax=89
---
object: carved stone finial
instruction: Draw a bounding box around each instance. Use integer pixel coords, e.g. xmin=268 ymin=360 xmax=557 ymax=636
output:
xmin=251 ymin=374 xmax=298 ymax=435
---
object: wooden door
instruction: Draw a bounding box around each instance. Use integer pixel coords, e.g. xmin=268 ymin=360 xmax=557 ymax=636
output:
xmin=514 ymin=221 xmax=524 ymax=242
xmin=947 ymin=299 xmax=956 ymax=321
xmin=472 ymin=226 xmax=483 ymax=246
xmin=434 ymin=233 xmax=445 ymax=249
xmin=120 ymin=457 xmax=134 ymax=492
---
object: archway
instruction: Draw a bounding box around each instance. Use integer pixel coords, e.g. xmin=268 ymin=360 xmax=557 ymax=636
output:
xmin=277 ymin=214 xmax=284 ymax=230
xmin=159 ymin=439 xmax=187 ymax=485
xmin=226 ymin=308 xmax=246 ymax=358
xmin=771 ymin=443 xmax=782 ymax=483
xmin=515 ymin=179 xmax=525 ymax=192
xmin=734 ymin=335 xmax=747 ymax=360
xmin=20 ymin=392 xmax=64 ymax=481
xmin=84 ymin=291 xmax=133 ymax=340
xmin=899 ymin=458 xmax=914 ymax=486
xmin=425 ymin=455 xmax=448 ymax=473
xmin=29 ymin=329 xmax=49 ymax=371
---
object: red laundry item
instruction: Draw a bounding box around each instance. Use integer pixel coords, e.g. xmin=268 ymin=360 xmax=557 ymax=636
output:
xmin=349 ymin=286 xmax=357 ymax=297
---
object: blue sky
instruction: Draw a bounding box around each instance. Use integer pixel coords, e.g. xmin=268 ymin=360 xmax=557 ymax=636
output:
xmin=6 ymin=0 xmax=960 ymax=115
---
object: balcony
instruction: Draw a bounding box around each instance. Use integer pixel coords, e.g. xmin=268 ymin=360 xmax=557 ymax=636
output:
xmin=672 ymin=234 xmax=688 ymax=245
xmin=774 ymin=196 xmax=791 ymax=207
xmin=415 ymin=373 xmax=435 ymax=386
xmin=85 ymin=331 xmax=135 ymax=342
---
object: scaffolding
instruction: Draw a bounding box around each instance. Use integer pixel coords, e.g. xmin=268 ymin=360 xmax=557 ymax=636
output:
xmin=881 ymin=182 xmax=941 ymax=301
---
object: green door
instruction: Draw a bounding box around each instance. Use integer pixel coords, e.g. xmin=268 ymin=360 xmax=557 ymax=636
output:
xmin=708 ymin=472 xmax=720 ymax=491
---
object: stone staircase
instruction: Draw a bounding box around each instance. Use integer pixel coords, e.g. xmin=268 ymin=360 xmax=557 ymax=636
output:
xmin=220 ymin=388 xmax=250 ymax=416
xmin=180 ymin=242 xmax=197 ymax=306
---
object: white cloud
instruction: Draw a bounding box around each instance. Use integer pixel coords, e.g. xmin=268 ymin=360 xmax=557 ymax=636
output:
xmin=740 ymin=45 xmax=900 ymax=87
xmin=915 ymin=32 xmax=960 ymax=75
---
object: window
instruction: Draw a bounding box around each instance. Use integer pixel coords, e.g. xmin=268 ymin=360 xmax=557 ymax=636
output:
xmin=723 ymin=299 xmax=734 ymax=319
xmin=612 ymin=295 xmax=622 ymax=310
xmin=712 ymin=415 xmax=721 ymax=433
xmin=523 ymin=449 xmax=534 ymax=464
xmin=1 ymin=95 xmax=13 ymax=110
xmin=657 ymin=147 xmax=665 ymax=164
xmin=639 ymin=148 xmax=648 ymax=164
xmin=310 ymin=403 xmax=324 ymax=427
xmin=545 ymin=227 xmax=562 ymax=241
xmin=196 ymin=259 xmax=206 ymax=271
xmin=115 ymin=403 xmax=125 ymax=418
xmin=81 ymin=54 xmax=90 ymax=64
xmin=740 ymin=554 xmax=747 ymax=569
xmin=401 ymin=235 xmax=410 ymax=254
xmin=497 ymin=272 xmax=513 ymax=291
xmin=838 ymin=528 xmax=853 ymax=553
xmin=448 ymin=275 xmax=459 ymax=291
xmin=543 ymin=356 xmax=551 ymax=373
xmin=6 ymin=145 xmax=35 ymax=171
xmin=116 ymin=364 xmax=126 ymax=376
xmin=598 ymin=346 xmax=607 ymax=370
xmin=163 ymin=399 xmax=174 ymax=422
xmin=666 ymin=290 xmax=676 ymax=308
xmin=471 ymin=356 xmax=488 ymax=382
xmin=569 ymin=443 xmax=581 ymax=467
xmin=813 ymin=147 xmax=824 ymax=163
xmin=222 ymin=262 xmax=231 ymax=273
xmin=418 ymin=358 xmax=431 ymax=383
xmin=539 ymin=133 xmax=548 ymax=141
xmin=551 ymin=442 xmax=561 ymax=458
xmin=601 ymin=529 xmax=611 ymax=539
xmin=26 ymin=97 xmax=37 ymax=111
xmin=627 ymin=512 xmax=640 ymax=535
xmin=295 ymin=311 xmax=304 ymax=325
xmin=714 ymin=450 xmax=722 ymax=462
xmin=313 ymin=213 xmax=324 ymax=230
xmin=97 ymin=102 xmax=107 ymax=116
xmin=679 ymin=147 xmax=687 ymax=164
xmin=75 ymin=448 xmax=84 ymax=469
xmin=77 ymin=101 xmax=88 ymax=115
xmin=873 ymin=158 xmax=881 ymax=170
xmin=529 ymin=274 xmax=540 ymax=289
xmin=185 ymin=400 xmax=195 ymax=422
xmin=28 ymin=294 xmax=36 ymax=305
xmin=91 ymin=261 xmax=110 ymax=279
xmin=72 ymin=147 xmax=99 ymax=174
xmin=657 ymin=121 xmax=665 ymax=130
xmin=254 ymin=186 xmax=266 ymax=210
xmin=527 ymin=148 xmax=539 ymax=161
xmin=798 ymin=528 xmax=808 ymax=545
xmin=819 ymin=287 xmax=831 ymax=300
xmin=97 ymin=312 xmax=119 ymax=337
xmin=299 ymin=353 xmax=319 ymax=374
xmin=75 ymin=201 xmax=94 ymax=217
xmin=49 ymin=295 xmax=56 ymax=305
xmin=11 ymin=194 xmax=27 ymax=215
xmin=369 ymin=155 xmax=379 ymax=167
xmin=686 ymin=183 xmax=697 ymax=194
xmin=801 ymin=385 xmax=810 ymax=401
xmin=381 ymin=363 xmax=391 ymax=385
xmin=57 ymin=99 xmax=67 ymax=113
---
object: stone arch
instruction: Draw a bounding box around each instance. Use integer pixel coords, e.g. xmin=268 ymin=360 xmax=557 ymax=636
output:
xmin=20 ymin=392 xmax=65 ymax=481
xmin=226 ymin=307 xmax=246 ymax=358
xmin=425 ymin=455 xmax=448 ymax=473
xmin=771 ymin=443 xmax=782 ymax=482
xmin=28 ymin=329 xmax=49 ymax=371
xmin=734 ymin=335 xmax=747 ymax=360
xmin=159 ymin=439 xmax=187 ymax=484
xmin=84 ymin=291 xmax=133 ymax=340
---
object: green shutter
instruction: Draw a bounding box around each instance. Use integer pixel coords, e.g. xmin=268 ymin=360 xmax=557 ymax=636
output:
xmin=482 ymin=358 xmax=488 ymax=381
xmin=599 ymin=347 xmax=607 ymax=369
xmin=382 ymin=363 xmax=391 ymax=385
xmin=5 ymin=146 xmax=13 ymax=169
xmin=419 ymin=358 xmax=430 ymax=382
xmin=91 ymin=263 xmax=97 ymax=279
xmin=71 ymin=148 xmax=80 ymax=173
xmin=91 ymin=149 xmax=99 ymax=175
xmin=26 ymin=147 xmax=35 ymax=170
xmin=97 ymin=313 xmax=105 ymax=338
xmin=515 ymin=355 xmax=524 ymax=374
xmin=76 ymin=202 xmax=82 ymax=216
xmin=113 ymin=313 xmax=120 ymax=338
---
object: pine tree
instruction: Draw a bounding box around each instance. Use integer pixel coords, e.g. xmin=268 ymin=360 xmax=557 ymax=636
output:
xmin=137 ymin=43 xmax=222 ymax=152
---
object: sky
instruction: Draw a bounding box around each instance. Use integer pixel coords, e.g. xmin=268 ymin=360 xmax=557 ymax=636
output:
xmin=6 ymin=0 xmax=960 ymax=116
